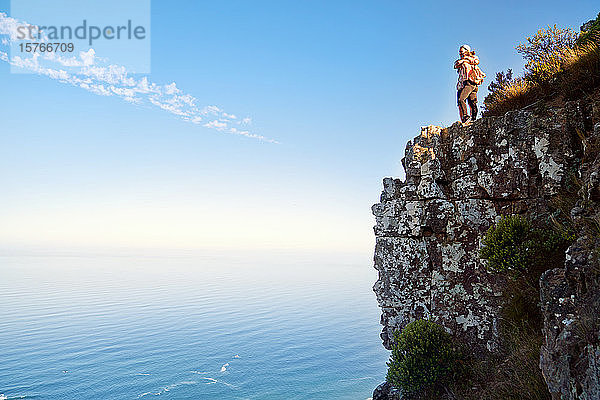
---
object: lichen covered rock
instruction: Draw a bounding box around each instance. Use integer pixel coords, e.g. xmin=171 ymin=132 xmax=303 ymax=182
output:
xmin=372 ymin=99 xmax=589 ymax=359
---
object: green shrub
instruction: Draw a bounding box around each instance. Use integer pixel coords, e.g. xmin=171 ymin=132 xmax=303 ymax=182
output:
xmin=480 ymin=215 xmax=534 ymax=277
xmin=386 ymin=319 xmax=458 ymax=396
xmin=480 ymin=215 xmax=573 ymax=279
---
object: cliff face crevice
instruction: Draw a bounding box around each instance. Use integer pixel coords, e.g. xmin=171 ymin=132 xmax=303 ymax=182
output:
xmin=372 ymin=93 xmax=600 ymax=397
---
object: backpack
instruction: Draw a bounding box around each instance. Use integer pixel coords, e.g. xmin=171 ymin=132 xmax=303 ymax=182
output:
xmin=469 ymin=65 xmax=486 ymax=85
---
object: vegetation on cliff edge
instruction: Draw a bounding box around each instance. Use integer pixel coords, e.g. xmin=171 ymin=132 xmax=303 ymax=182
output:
xmin=484 ymin=13 xmax=600 ymax=116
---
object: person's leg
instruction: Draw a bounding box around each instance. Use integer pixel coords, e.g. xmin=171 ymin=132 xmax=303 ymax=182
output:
xmin=467 ymin=86 xmax=478 ymax=120
xmin=458 ymin=83 xmax=475 ymax=122
xmin=457 ymin=90 xmax=465 ymax=121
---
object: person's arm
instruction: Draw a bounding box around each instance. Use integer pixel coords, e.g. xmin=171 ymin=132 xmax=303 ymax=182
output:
xmin=466 ymin=55 xmax=479 ymax=65
xmin=453 ymin=59 xmax=463 ymax=69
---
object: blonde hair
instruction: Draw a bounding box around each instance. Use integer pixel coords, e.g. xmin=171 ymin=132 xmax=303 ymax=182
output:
xmin=460 ymin=45 xmax=475 ymax=56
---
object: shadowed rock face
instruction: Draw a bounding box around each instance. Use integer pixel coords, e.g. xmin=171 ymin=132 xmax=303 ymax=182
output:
xmin=539 ymin=117 xmax=600 ymax=400
xmin=372 ymin=96 xmax=597 ymax=376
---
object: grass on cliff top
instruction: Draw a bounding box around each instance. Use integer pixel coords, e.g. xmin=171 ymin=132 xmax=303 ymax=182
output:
xmin=483 ymin=16 xmax=600 ymax=117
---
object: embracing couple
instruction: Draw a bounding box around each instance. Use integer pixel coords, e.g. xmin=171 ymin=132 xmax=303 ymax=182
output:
xmin=454 ymin=44 xmax=486 ymax=125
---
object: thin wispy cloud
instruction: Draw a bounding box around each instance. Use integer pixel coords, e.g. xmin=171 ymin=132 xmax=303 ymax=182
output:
xmin=0 ymin=13 xmax=278 ymax=143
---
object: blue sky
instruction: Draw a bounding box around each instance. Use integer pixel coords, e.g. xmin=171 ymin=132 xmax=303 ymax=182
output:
xmin=0 ymin=0 xmax=598 ymax=255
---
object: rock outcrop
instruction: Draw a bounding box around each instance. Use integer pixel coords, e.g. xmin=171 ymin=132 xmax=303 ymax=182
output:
xmin=538 ymin=114 xmax=600 ymax=400
xmin=372 ymin=92 xmax=600 ymax=397
xmin=372 ymin=382 xmax=403 ymax=400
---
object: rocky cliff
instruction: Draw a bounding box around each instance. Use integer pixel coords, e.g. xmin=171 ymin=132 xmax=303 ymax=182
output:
xmin=372 ymin=92 xmax=600 ymax=398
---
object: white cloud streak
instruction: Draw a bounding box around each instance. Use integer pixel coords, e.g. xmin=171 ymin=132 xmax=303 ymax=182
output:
xmin=0 ymin=13 xmax=278 ymax=143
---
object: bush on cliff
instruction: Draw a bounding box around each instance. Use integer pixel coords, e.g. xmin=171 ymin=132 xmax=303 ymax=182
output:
xmin=516 ymin=24 xmax=579 ymax=86
xmin=480 ymin=215 xmax=571 ymax=280
xmin=386 ymin=319 xmax=459 ymax=396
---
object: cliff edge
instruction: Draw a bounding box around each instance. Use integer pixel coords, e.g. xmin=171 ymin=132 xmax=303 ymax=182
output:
xmin=372 ymin=92 xmax=600 ymax=398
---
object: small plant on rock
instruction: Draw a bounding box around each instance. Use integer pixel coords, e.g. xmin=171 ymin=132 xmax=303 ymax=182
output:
xmin=386 ymin=319 xmax=459 ymax=396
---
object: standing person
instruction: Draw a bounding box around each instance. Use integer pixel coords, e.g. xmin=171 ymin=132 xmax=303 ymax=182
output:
xmin=454 ymin=44 xmax=480 ymax=124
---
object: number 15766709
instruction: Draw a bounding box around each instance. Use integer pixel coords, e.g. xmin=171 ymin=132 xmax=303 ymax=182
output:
xmin=19 ymin=42 xmax=74 ymax=53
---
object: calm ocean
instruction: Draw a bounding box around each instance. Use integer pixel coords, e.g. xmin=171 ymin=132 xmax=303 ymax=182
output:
xmin=0 ymin=252 xmax=388 ymax=399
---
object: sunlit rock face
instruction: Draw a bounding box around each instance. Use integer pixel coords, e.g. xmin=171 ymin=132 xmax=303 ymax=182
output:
xmin=372 ymin=98 xmax=589 ymax=360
